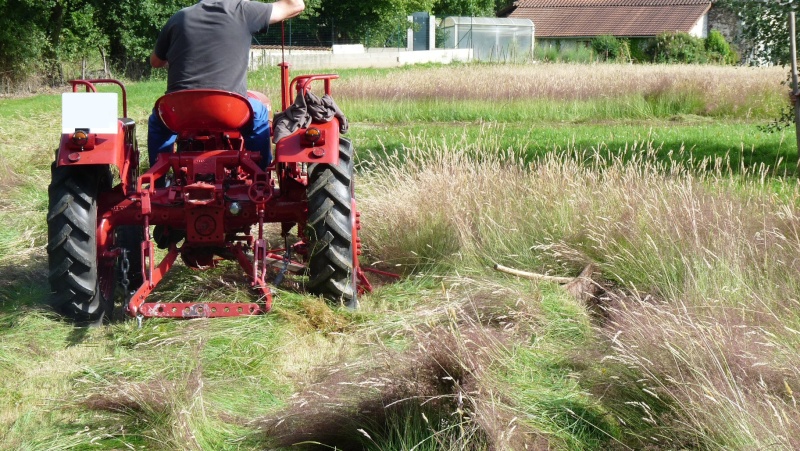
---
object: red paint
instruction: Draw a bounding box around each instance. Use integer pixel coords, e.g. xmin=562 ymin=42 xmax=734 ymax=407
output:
xmin=140 ymin=302 xmax=266 ymax=318
xmin=56 ymin=73 xmax=394 ymax=322
xmin=274 ymin=121 xmax=340 ymax=163
xmin=156 ymin=90 xmax=253 ymax=136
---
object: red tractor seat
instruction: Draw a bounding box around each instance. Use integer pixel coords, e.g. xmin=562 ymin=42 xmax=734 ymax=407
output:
xmin=156 ymin=90 xmax=253 ymax=136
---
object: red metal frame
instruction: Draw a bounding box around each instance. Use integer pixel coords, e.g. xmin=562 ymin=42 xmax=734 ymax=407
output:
xmin=59 ymin=80 xmax=138 ymax=194
xmin=57 ymin=68 xmax=398 ymax=322
xmin=70 ymin=79 xmax=129 ymax=117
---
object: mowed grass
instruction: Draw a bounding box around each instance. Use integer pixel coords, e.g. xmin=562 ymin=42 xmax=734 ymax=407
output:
xmin=0 ymin=62 xmax=798 ymax=449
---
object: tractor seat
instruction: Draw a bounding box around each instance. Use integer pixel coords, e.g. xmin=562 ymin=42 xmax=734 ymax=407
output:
xmin=156 ymin=90 xmax=253 ymax=138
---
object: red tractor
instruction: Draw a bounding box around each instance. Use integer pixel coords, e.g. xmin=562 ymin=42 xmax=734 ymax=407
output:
xmin=48 ymin=65 xmax=372 ymax=324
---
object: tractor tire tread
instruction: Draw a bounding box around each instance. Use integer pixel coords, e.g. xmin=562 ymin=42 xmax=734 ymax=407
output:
xmin=47 ymin=164 xmax=112 ymax=321
xmin=306 ymin=139 xmax=357 ymax=307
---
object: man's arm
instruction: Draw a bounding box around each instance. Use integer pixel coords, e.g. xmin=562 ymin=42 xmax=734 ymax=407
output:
xmin=269 ymin=0 xmax=304 ymax=24
xmin=150 ymin=52 xmax=168 ymax=68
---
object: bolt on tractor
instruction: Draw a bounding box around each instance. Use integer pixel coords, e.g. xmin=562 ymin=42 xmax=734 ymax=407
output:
xmin=48 ymin=64 xmax=386 ymax=324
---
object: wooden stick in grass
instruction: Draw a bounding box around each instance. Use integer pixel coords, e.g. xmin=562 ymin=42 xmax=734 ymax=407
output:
xmin=493 ymin=264 xmax=574 ymax=283
xmin=495 ymin=263 xmax=603 ymax=305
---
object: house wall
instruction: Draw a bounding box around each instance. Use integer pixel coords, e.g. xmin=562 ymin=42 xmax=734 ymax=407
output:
xmin=536 ymin=39 xmax=589 ymax=51
xmin=690 ymin=12 xmax=709 ymax=38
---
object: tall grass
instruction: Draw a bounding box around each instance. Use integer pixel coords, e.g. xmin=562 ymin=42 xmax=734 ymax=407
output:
xmin=332 ymin=64 xmax=785 ymax=116
xmin=358 ymin=129 xmax=800 ymax=448
xmin=243 ymin=63 xmax=788 ymax=122
xmin=0 ymin=62 xmax=798 ymax=449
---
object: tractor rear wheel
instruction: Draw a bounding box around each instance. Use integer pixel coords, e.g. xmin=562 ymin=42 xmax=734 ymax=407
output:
xmin=306 ymin=138 xmax=358 ymax=308
xmin=47 ymin=164 xmax=114 ymax=324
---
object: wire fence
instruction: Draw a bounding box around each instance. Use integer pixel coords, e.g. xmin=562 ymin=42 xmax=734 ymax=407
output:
xmin=252 ymin=15 xmax=532 ymax=64
xmin=253 ymin=20 xmax=409 ymax=49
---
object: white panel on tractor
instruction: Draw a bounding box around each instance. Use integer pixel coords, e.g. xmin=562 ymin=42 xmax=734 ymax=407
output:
xmin=62 ymin=92 xmax=119 ymax=134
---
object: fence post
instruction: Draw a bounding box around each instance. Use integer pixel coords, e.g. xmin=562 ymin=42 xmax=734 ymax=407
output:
xmin=790 ymin=12 xmax=800 ymax=177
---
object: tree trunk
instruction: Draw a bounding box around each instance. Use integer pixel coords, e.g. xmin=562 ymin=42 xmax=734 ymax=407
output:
xmin=45 ymin=1 xmax=66 ymax=85
xmin=100 ymin=47 xmax=112 ymax=78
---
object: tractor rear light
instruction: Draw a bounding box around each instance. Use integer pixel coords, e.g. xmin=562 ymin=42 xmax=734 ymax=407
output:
xmin=72 ymin=129 xmax=88 ymax=146
xmin=305 ymin=127 xmax=321 ymax=143
xmin=68 ymin=128 xmax=96 ymax=150
xmin=301 ymin=127 xmax=326 ymax=150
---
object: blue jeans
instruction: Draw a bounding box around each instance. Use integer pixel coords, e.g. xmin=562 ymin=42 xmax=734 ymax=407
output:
xmin=147 ymin=97 xmax=272 ymax=169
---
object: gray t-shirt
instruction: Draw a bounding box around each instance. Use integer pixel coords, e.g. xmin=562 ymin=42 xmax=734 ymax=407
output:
xmin=154 ymin=0 xmax=273 ymax=96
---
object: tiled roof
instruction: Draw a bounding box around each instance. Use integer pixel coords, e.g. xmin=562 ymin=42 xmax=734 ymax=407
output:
xmin=505 ymin=0 xmax=712 ymax=38
xmin=515 ymin=0 xmax=710 ymax=6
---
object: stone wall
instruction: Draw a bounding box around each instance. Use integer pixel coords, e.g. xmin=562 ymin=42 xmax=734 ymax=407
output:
xmin=707 ymin=2 xmax=759 ymax=64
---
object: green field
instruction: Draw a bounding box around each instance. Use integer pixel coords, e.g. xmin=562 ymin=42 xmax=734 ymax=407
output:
xmin=1 ymin=63 xmax=799 ymax=450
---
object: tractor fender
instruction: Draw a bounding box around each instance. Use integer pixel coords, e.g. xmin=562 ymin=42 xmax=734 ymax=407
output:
xmin=273 ymin=120 xmax=341 ymax=164
xmin=56 ymin=118 xmax=137 ymax=177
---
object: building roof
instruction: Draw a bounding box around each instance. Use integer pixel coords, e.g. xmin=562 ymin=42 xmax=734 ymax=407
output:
xmin=514 ymin=0 xmax=710 ymax=6
xmin=502 ymin=0 xmax=712 ymax=38
xmin=442 ymin=16 xmax=535 ymax=27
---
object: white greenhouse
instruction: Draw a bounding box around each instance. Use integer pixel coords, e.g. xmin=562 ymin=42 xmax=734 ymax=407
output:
xmin=440 ymin=17 xmax=534 ymax=61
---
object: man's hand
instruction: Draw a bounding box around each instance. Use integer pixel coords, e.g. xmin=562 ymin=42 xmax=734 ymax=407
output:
xmin=150 ymin=52 xmax=168 ymax=68
xmin=270 ymin=0 xmax=304 ymax=24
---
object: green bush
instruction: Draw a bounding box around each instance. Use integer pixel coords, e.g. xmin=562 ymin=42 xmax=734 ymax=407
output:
xmin=534 ymin=44 xmax=593 ymax=63
xmin=617 ymin=39 xmax=632 ymax=63
xmin=651 ymin=32 xmax=708 ymax=64
xmin=561 ymin=46 xmax=594 ymax=63
xmin=647 ymin=31 xmax=738 ymax=65
xmin=535 ymin=46 xmax=560 ymax=62
xmin=628 ymin=38 xmax=650 ymax=63
xmin=536 ymin=32 xmax=738 ymax=65
xmin=706 ymin=29 xmax=738 ymax=64
xmin=591 ymin=35 xmax=621 ymax=61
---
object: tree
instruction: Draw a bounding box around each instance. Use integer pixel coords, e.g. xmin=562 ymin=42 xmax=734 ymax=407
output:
xmin=718 ymin=0 xmax=798 ymax=65
xmin=0 ymin=0 xmax=49 ymax=86
xmin=717 ymin=1 xmax=798 ymax=132
xmin=318 ymin=0 xmax=435 ymax=44
xmin=0 ymin=0 xmax=194 ymax=87
xmin=591 ymin=35 xmax=622 ymax=61
xmin=1 ymin=0 xmax=507 ymax=88
xmin=95 ymin=0 xmax=194 ymax=77
xmin=433 ymin=0 xmax=495 ymax=17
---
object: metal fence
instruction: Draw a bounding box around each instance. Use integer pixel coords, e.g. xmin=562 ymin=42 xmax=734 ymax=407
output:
xmin=252 ymin=19 xmax=409 ymax=49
